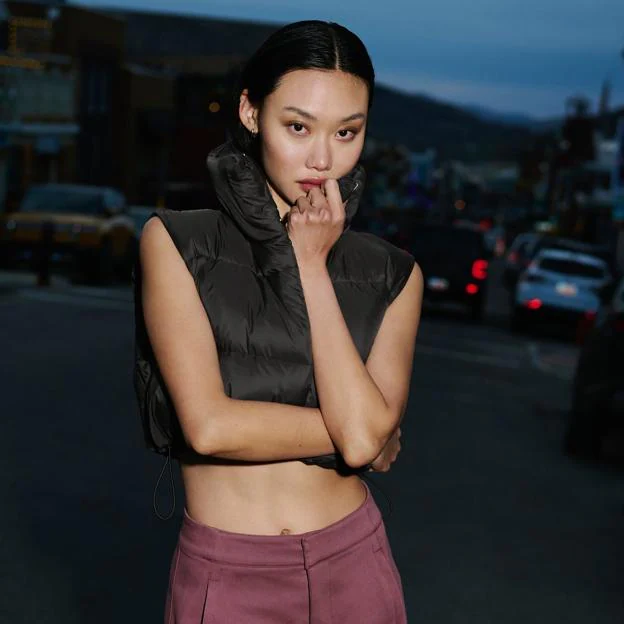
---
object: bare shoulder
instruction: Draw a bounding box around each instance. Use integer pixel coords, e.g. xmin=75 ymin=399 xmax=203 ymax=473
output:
xmin=139 ymin=215 xmax=172 ymax=256
xmin=400 ymin=263 xmax=424 ymax=300
xmin=139 ymin=215 xmax=190 ymax=287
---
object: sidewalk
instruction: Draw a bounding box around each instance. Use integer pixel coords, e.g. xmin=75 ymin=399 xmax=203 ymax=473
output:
xmin=0 ymin=269 xmax=72 ymax=296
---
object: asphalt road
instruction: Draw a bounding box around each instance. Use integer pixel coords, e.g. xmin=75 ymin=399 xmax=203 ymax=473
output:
xmin=0 ymin=264 xmax=622 ymax=623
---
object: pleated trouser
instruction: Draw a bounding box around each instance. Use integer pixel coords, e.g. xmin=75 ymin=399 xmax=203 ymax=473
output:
xmin=164 ymin=481 xmax=407 ymax=623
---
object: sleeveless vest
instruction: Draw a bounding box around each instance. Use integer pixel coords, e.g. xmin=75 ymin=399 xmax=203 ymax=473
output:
xmin=133 ymin=142 xmax=414 ymax=474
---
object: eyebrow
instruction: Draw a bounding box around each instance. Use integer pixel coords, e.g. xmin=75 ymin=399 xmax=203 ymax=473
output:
xmin=282 ymin=106 xmax=366 ymax=123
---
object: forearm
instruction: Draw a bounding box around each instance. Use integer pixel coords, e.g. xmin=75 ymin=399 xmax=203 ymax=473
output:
xmin=199 ymin=397 xmax=337 ymax=462
xmin=299 ymin=264 xmax=392 ymax=467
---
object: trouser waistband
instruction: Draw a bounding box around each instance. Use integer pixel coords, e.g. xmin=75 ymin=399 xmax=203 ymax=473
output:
xmin=178 ymin=480 xmax=382 ymax=568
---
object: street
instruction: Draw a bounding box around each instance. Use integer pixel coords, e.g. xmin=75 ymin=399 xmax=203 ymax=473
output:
xmin=0 ymin=264 xmax=622 ymax=623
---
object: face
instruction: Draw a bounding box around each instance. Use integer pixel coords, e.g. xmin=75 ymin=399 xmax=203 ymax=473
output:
xmin=239 ymin=69 xmax=369 ymax=217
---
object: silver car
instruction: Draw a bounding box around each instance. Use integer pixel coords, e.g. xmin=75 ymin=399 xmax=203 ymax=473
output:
xmin=511 ymin=248 xmax=612 ymax=332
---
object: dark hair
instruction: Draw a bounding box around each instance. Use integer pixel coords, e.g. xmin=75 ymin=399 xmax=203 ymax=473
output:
xmin=231 ymin=20 xmax=375 ymax=157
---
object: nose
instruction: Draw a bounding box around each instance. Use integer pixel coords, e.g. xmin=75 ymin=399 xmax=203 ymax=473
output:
xmin=305 ymin=136 xmax=332 ymax=172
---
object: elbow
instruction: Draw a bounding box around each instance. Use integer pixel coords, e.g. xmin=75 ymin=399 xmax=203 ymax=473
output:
xmin=339 ymin=404 xmax=394 ymax=469
xmin=181 ymin=411 xmax=222 ymax=457
xmin=187 ymin=432 xmax=213 ymax=457
xmin=183 ymin=425 xmax=213 ymax=456
xmin=180 ymin=396 xmax=230 ymax=456
xmin=340 ymin=436 xmax=382 ymax=470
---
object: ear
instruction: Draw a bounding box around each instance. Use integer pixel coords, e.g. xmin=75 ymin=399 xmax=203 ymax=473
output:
xmin=239 ymin=89 xmax=259 ymax=134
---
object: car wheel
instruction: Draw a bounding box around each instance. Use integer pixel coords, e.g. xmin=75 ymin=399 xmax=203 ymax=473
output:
xmin=78 ymin=238 xmax=114 ymax=285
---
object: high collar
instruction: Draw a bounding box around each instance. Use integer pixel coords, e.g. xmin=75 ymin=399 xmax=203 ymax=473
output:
xmin=206 ymin=141 xmax=366 ymax=250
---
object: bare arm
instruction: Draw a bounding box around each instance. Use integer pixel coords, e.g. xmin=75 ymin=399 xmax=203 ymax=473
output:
xmin=300 ymin=263 xmax=422 ymax=467
xmin=288 ymin=180 xmax=423 ymax=468
xmin=140 ymin=216 xmax=336 ymax=461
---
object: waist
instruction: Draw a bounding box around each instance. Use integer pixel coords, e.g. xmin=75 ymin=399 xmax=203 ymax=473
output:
xmin=180 ymin=460 xmax=368 ymax=535
xmin=178 ymin=480 xmax=380 ymax=567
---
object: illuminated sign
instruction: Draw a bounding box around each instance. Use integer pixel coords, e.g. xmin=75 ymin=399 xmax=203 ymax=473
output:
xmin=8 ymin=17 xmax=52 ymax=56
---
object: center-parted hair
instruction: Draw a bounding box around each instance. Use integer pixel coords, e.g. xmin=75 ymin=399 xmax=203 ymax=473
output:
xmin=231 ymin=20 xmax=375 ymax=156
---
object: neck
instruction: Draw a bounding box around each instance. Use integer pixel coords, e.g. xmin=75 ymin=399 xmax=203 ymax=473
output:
xmin=267 ymin=182 xmax=291 ymax=221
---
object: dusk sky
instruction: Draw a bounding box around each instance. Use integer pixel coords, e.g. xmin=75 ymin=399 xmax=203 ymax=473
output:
xmin=76 ymin=0 xmax=624 ymax=120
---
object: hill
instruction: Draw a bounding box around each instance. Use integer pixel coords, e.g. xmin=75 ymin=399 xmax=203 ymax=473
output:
xmin=368 ymin=85 xmax=535 ymax=162
xmin=101 ymin=7 xmax=538 ymax=163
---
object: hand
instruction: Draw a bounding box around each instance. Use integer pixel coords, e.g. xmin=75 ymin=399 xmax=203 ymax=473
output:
xmin=286 ymin=179 xmax=345 ymax=270
xmin=369 ymin=427 xmax=402 ymax=473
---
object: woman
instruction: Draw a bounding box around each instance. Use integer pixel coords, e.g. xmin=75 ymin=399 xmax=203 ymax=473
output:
xmin=135 ymin=20 xmax=423 ymax=623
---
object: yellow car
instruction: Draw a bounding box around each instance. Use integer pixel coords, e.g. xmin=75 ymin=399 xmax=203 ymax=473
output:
xmin=0 ymin=184 xmax=138 ymax=284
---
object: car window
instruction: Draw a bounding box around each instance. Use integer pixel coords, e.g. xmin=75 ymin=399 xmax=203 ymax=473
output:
xmin=21 ymin=187 xmax=105 ymax=215
xmin=535 ymin=239 xmax=612 ymax=266
xmin=103 ymin=190 xmax=126 ymax=213
xmin=538 ymin=257 xmax=605 ymax=279
xmin=510 ymin=235 xmax=532 ymax=252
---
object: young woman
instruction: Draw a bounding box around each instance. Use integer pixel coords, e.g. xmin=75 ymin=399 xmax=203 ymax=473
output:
xmin=136 ymin=20 xmax=423 ymax=623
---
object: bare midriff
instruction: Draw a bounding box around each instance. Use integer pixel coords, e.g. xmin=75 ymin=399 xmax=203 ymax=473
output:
xmin=181 ymin=461 xmax=367 ymax=536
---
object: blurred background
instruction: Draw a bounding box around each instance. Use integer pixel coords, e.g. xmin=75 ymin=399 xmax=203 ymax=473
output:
xmin=0 ymin=1 xmax=623 ymax=622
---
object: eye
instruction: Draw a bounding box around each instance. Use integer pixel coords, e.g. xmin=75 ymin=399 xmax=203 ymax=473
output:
xmin=288 ymin=122 xmax=307 ymax=135
xmin=337 ymin=128 xmax=358 ymax=141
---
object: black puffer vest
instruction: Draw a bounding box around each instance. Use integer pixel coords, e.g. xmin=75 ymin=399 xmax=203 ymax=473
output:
xmin=133 ymin=142 xmax=414 ymax=473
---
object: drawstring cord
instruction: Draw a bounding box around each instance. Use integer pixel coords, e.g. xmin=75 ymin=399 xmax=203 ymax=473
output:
xmin=153 ymin=446 xmax=176 ymax=521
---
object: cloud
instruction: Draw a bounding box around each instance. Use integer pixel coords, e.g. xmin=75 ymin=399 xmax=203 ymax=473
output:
xmin=74 ymin=0 xmax=624 ymax=117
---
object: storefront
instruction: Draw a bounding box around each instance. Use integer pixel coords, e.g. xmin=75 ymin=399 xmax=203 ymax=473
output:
xmin=0 ymin=122 xmax=78 ymax=212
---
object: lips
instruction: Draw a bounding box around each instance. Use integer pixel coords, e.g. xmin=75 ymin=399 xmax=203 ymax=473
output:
xmin=298 ymin=179 xmax=325 ymax=192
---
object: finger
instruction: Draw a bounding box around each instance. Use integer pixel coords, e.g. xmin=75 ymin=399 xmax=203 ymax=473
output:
xmin=294 ymin=197 xmax=310 ymax=214
xmin=288 ymin=206 xmax=304 ymax=226
xmin=307 ymin=187 xmax=327 ymax=214
xmin=323 ymin=179 xmax=345 ymax=221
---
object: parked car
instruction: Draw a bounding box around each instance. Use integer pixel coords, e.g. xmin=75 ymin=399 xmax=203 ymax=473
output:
xmin=0 ymin=184 xmax=137 ymax=284
xmin=511 ymin=249 xmax=613 ymax=334
xmin=503 ymin=232 xmax=540 ymax=290
xmin=564 ymin=276 xmax=624 ymax=458
xmin=503 ymin=233 xmax=614 ymax=292
xmin=128 ymin=205 xmax=158 ymax=234
xmin=410 ymin=222 xmax=489 ymax=321
xmin=483 ymin=224 xmax=506 ymax=258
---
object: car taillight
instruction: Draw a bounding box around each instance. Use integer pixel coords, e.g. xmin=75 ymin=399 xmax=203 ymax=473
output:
xmin=472 ymin=259 xmax=488 ymax=280
xmin=525 ymin=298 xmax=542 ymax=310
xmin=466 ymin=283 xmax=479 ymax=295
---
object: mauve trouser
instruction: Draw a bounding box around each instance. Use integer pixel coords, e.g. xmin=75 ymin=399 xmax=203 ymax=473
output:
xmin=164 ymin=481 xmax=407 ymax=623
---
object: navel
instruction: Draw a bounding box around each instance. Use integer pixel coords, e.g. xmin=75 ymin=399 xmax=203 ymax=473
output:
xmin=280 ymin=528 xmax=292 ymax=536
